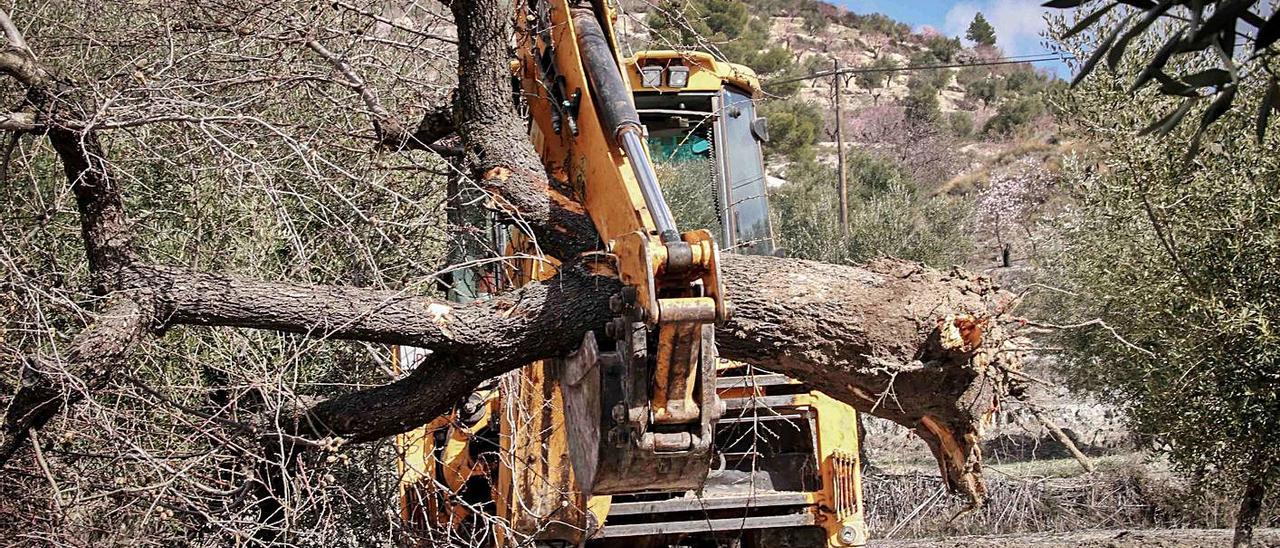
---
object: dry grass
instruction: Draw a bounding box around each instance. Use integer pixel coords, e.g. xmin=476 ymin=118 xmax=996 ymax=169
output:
xmin=863 ymin=454 xmax=1277 ymax=540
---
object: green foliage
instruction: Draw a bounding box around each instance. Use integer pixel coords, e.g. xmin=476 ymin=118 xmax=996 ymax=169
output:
xmin=905 ymin=77 xmax=942 ymax=124
xmin=696 ymin=0 xmax=750 ymax=38
xmin=908 ymin=51 xmax=951 ymax=90
xmin=966 ymin=12 xmax=997 ymax=47
xmin=770 ymin=155 xmax=972 ymax=267
xmin=800 ymin=6 xmax=826 ymax=33
xmin=1004 ymin=67 xmax=1050 ymax=96
xmin=983 ymin=94 xmax=1045 ymax=135
xmin=855 ymin=55 xmax=899 ymax=91
xmin=802 ymin=54 xmax=830 ymax=76
xmin=1047 ymin=0 xmax=1280 ymax=148
xmin=960 ymin=67 xmax=1004 ymax=108
xmin=647 ymin=0 xmax=802 ymax=95
xmin=946 ymin=110 xmax=975 ymax=137
xmin=654 ymin=158 xmax=721 ymax=233
xmin=926 ymin=35 xmax=963 ymax=63
xmin=839 ymin=11 xmax=911 ymax=39
xmin=752 ymin=47 xmax=794 ymax=74
xmin=1041 ymin=8 xmax=1280 ymax=519
xmin=955 ymin=65 xmax=989 ymax=88
xmin=758 ymin=98 xmax=822 ymax=163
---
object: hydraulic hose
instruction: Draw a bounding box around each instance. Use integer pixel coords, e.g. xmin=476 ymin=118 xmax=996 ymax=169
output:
xmin=572 ymin=8 xmax=680 ymax=243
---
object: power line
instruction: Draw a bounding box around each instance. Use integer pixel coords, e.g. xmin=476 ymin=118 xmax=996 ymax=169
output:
xmin=766 ymin=52 xmax=1077 ymax=86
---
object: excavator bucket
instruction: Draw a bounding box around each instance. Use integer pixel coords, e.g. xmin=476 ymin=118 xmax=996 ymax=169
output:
xmin=561 ymin=324 xmax=720 ymax=496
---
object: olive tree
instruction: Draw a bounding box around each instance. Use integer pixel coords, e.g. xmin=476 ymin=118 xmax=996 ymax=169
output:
xmin=1042 ymin=8 xmax=1280 ymax=546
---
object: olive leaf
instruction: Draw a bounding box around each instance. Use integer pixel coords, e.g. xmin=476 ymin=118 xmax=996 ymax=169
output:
xmin=1042 ymin=0 xmax=1093 ymax=7
xmin=1062 ymin=2 xmax=1118 ymax=40
xmin=1130 ymin=29 xmax=1185 ymax=93
xmin=1109 ymin=0 xmax=1177 ymax=70
xmin=1179 ymin=68 xmax=1232 ymax=88
xmin=1072 ymin=13 xmax=1136 ymax=86
xmin=1139 ymin=97 xmax=1197 ymax=136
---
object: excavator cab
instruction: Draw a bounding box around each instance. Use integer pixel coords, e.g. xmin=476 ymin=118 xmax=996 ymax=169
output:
xmin=625 ymin=51 xmax=775 ymax=255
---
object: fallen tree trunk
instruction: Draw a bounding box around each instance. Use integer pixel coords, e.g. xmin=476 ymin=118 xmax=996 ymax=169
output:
xmin=3 ymin=252 xmax=1020 ymax=506
xmin=138 ymin=253 xmax=1017 ymax=507
xmin=141 ymin=254 xmax=1019 ymax=507
xmin=718 ymin=253 xmax=1019 ymax=503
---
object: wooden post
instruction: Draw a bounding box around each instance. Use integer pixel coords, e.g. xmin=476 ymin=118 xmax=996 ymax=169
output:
xmin=833 ymin=57 xmax=848 ymax=233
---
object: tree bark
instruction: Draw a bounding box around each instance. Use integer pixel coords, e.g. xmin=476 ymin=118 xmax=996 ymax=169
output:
xmin=716 ymin=254 xmax=1016 ymax=503
xmin=448 ymin=0 xmax=598 ymax=259
xmin=1234 ymin=469 xmax=1270 ymax=548
xmin=1024 ymin=401 xmax=1095 ymax=473
xmin=0 ymin=295 xmax=152 ymax=463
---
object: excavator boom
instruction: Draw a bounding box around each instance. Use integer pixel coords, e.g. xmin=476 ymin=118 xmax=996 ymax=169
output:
xmin=513 ymin=0 xmax=726 ymax=497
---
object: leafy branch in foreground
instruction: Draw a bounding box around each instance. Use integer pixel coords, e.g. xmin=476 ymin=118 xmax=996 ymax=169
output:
xmin=1046 ymin=0 xmax=1279 ymax=152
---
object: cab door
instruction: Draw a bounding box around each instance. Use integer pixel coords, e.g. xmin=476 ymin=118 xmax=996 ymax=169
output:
xmin=712 ymin=86 xmax=774 ymax=255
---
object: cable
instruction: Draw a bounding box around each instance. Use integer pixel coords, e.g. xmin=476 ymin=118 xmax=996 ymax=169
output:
xmin=766 ymin=52 xmax=1078 ymax=86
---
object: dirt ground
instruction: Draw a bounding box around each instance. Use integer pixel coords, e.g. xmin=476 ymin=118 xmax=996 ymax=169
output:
xmin=877 ymin=528 xmax=1280 ymax=547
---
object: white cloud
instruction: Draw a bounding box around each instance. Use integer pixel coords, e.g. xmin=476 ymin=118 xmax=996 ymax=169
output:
xmin=944 ymin=2 xmax=980 ymax=39
xmin=944 ymin=0 xmax=1051 ymax=56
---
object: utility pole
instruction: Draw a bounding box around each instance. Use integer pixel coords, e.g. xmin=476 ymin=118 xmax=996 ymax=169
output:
xmin=832 ymin=57 xmax=849 ymax=233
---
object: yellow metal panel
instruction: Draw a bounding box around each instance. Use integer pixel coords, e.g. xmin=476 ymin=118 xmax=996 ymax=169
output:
xmin=495 ymin=359 xmax=593 ymax=544
xmin=811 ymin=390 xmax=868 ymax=547
xmin=515 ymin=2 xmax=658 ymax=244
xmin=623 ymin=50 xmax=763 ymax=97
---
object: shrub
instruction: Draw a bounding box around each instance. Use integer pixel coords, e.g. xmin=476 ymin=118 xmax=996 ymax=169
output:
xmin=759 ymin=99 xmax=822 ymax=163
xmin=769 ymin=156 xmax=972 ymax=267
xmin=925 ymin=35 xmax=962 ymax=63
xmin=946 ymin=111 xmax=974 ymax=138
xmin=983 ymin=95 xmax=1045 ymax=136
xmin=965 ymin=74 xmax=1005 ymax=108
xmin=904 ymin=79 xmax=941 ymax=124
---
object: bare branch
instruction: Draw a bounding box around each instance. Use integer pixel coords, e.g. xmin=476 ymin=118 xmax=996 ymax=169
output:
xmin=304 ymin=39 xmax=406 ymax=140
xmin=331 ymin=0 xmax=458 ymax=45
xmin=0 ymin=111 xmax=36 ymax=132
xmin=305 ymin=38 xmax=458 ymax=152
xmin=0 ymin=9 xmax=31 ymax=55
xmin=1020 ymin=317 xmax=1155 ymax=357
xmin=1 ymin=295 xmax=153 ymax=465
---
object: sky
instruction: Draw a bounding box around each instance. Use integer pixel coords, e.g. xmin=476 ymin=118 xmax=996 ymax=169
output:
xmin=837 ymin=0 xmax=1071 ymax=76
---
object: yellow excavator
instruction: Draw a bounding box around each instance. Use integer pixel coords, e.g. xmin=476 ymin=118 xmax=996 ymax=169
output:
xmin=392 ymin=2 xmax=867 ymax=546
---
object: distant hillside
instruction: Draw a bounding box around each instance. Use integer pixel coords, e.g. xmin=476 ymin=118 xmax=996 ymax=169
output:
xmin=621 ymin=0 xmax=1064 ymax=189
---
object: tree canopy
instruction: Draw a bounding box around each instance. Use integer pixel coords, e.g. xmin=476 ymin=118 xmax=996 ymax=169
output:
xmin=1042 ymin=7 xmax=1280 ymax=545
xmin=966 ymin=12 xmax=998 ymax=47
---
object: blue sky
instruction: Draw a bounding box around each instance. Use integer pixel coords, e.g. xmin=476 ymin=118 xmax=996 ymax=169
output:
xmin=838 ymin=0 xmax=1070 ymax=75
